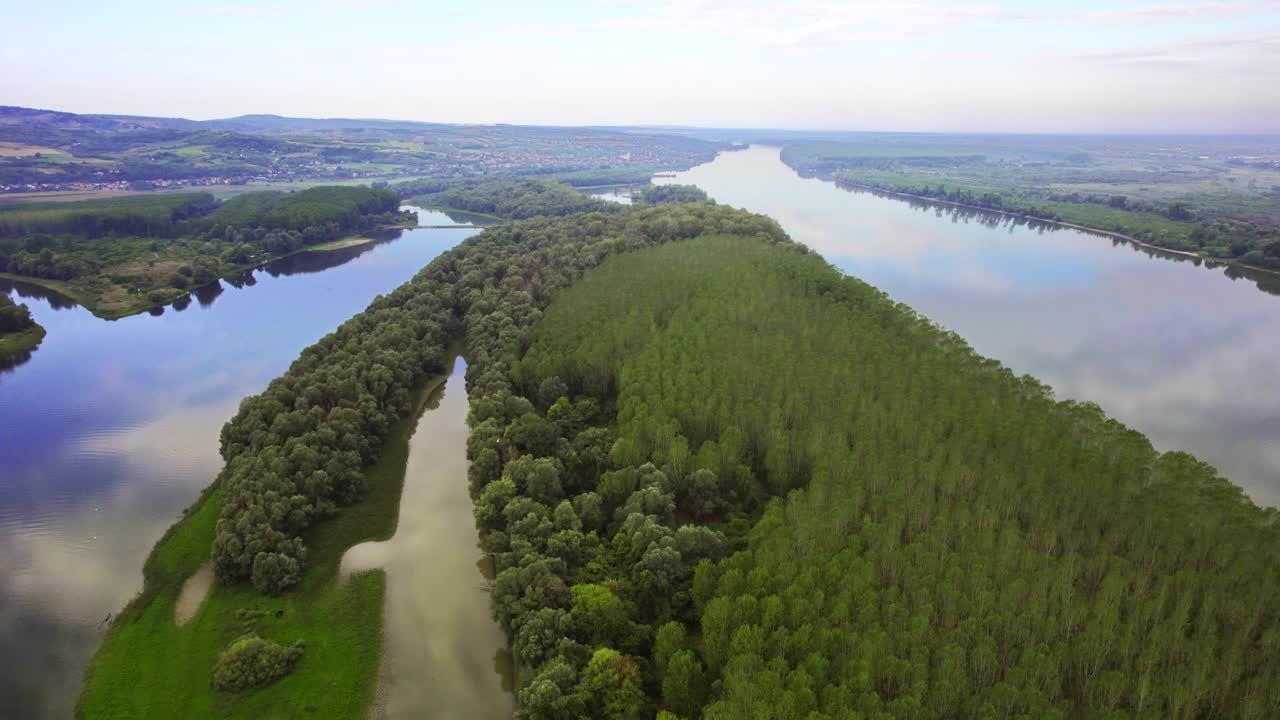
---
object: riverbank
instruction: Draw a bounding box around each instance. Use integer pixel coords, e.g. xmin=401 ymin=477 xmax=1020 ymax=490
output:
xmin=404 ymin=202 xmax=507 ymax=224
xmin=0 ymin=322 xmax=45 ymax=363
xmin=0 ymin=224 xmax=416 ymax=321
xmin=825 ymin=178 xmax=1280 ymax=280
xmin=76 ymin=367 xmax=453 ymax=719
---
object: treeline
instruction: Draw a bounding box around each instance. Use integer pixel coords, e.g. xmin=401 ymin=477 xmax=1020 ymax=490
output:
xmin=210 ymin=200 xmax=781 ymax=593
xmin=636 ymin=184 xmax=708 ymax=204
xmin=781 ymin=147 xmax=1280 ymax=267
xmin=0 ymin=186 xmax=411 ymax=285
xmin=0 ymin=293 xmax=36 ymax=333
xmin=192 ymin=186 xmax=409 ymax=257
xmin=835 ymin=172 xmax=1280 ymax=262
xmin=0 ymin=193 xmax=216 ymax=239
xmin=200 ymin=186 xmax=400 ymax=232
xmin=492 ymin=234 xmax=1280 ymax=718
xmin=406 ymin=179 xmax=617 ymax=220
xmin=780 ymin=144 xmax=988 ymax=173
xmin=550 ymin=168 xmax=659 ymax=187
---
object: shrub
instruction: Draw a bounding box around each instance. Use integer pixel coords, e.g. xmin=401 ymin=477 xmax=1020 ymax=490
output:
xmin=211 ymin=635 xmax=304 ymax=692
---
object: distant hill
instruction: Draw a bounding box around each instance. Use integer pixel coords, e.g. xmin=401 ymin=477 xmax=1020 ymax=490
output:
xmin=0 ymin=106 xmax=201 ymax=133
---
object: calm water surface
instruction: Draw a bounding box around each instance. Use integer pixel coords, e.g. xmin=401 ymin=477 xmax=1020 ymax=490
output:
xmin=342 ymin=357 xmax=514 ymax=719
xmin=660 ymin=147 xmax=1280 ymax=508
xmin=5 ymin=151 xmax=1280 ymax=717
xmin=0 ymin=209 xmax=476 ymax=718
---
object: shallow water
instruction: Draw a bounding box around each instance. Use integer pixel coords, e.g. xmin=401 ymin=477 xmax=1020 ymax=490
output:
xmin=342 ymin=357 xmax=514 ymax=719
xmin=0 ymin=208 xmax=476 ymax=718
xmin=659 ymin=147 xmax=1280 ymax=508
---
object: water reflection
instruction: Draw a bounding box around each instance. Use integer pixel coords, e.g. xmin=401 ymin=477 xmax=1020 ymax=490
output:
xmin=660 ymin=146 xmax=1280 ymax=508
xmin=0 ymin=218 xmax=477 ymax=719
xmin=584 ymin=186 xmax=638 ymax=205
xmin=0 ymin=278 xmax=78 ymax=311
xmin=847 ymin=185 xmax=1280 ymax=298
xmin=342 ymin=357 xmax=514 ymax=719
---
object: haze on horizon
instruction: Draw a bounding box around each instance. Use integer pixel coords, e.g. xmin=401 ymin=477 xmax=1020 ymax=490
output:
xmin=3 ymin=0 xmax=1278 ymax=134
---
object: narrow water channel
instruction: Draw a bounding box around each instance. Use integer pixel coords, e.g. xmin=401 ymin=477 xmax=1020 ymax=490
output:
xmin=0 ymin=209 xmax=476 ymax=719
xmin=342 ymin=356 xmax=514 ymax=719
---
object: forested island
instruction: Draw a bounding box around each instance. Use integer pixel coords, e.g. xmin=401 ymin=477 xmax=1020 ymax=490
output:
xmin=0 ymin=186 xmax=414 ymax=318
xmin=79 ymin=185 xmax=1280 ymax=719
xmin=780 ymin=138 xmax=1280 ymax=273
xmin=400 ymin=178 xmax=618 ymax=220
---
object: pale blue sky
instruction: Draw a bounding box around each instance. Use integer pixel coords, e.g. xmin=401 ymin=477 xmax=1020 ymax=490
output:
xmin=3 ymin=0 xmax=1277 ymax=132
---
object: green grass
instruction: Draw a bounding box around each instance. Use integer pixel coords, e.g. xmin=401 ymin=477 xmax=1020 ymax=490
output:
xmin=77 ymin=370 xmax=451 ymax=719
xmin=0 ymin=322 xmax=46 ymax=361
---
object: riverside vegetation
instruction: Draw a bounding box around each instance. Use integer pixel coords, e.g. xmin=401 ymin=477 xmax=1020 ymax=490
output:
xmin=0 ymin=186 xmax=413 ymax=318
xmin=77 ymin=194 xmax=782 ymax=718
xmin=781 ymin=138 xmax=1280 ymax=273
xmin=80 ymin=188 xmax=1280 ymax=718
xmin=0 ymin=292 xmax=45 ymax=367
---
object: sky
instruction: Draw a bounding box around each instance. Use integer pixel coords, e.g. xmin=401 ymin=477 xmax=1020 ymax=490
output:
xmin=2 ymin=0 xmax=1278 ymax=133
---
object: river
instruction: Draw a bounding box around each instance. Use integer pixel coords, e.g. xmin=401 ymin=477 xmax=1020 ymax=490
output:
xmin=4 ymin=148 xmax=1280 ymax=718
xmin=0 ymin=209 xmax=479 ymax=718
xmin=341 ymin=356 xmax=515 ymax=720
xmin=657 ymin=146 xmax=1280 ymax=508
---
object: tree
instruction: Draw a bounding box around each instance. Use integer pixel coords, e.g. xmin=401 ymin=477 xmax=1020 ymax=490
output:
xmin=583 ymin=648 xmax=647 ymax=720
xmin=538 ymin=376 xmax=569 ymax=409
xmin=251 ymin=551 xmax=300 ymax=595
xmin=506 ymin=413 xmax=560 ymax=457
xmin=475 ymin=478 xmax=517 ymax=529
xmin=570 ymin=583 xmax=630 ymax=647
xmin=572 ymin=492 xmax=605 ymax=532
xmin=653 ymin=621 xmax=686 ymax=675
xmin=514 ymin=607 xmax=573 ymax=668
xmin=663 ymin=650 xmax=706 ymax=717
xmin=518 ymin=657 xmax=588 ymax=720
xmin=211 ymin=635 xmax=303 ymax=691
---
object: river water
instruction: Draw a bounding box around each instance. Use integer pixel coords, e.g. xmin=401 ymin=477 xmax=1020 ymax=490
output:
xmin=658 ymin=146 xmax=1280 ymax=508
xmin=0 ymin=209 xmax=478 ymax=718
xmin=341 ymin=356 xmax=515 ymax=720
xmin=4 ymin=148 xmax=1280 ymax=718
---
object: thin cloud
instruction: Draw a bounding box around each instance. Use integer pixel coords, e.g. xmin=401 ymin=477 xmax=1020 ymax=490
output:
xmin=1060 ymin=29 xmax=1280 ymax=65
xmin=1087 ymin=1 xmax=1280 ymax=24
xmin=602 ymin=1 xmax=1024 ymax=48
xmin=202 ymin=3 xmax=289 ymax=18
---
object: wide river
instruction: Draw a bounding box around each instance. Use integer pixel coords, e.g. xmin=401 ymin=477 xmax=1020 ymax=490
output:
xmin=659 ymin=147 xmax=1280 ymax=508
xmin=2 ymin=147 xmax=1279 ymax=717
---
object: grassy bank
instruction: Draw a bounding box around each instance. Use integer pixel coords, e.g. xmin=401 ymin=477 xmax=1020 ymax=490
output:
xmin=77 ymin=369 xmax=452 ymax=719
xmin=0 ymin=322 xmax=45 ymax=361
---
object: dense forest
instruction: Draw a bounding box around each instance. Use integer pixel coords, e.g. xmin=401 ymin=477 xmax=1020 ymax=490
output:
xmin=636 ymin=184 xmax=709 ymax=204
xmin=0 ymin=193 xmax=217 ymax=239
xmin=77 ymin=199 xmax=788 ymax=720
xmin=81 ymin=191 xmax=1280 ymax=718
xmin=491 ymin=236 xmax=1280 ymax=718
xmin=404 ymin=179 xmax=618 ymax=220
xmin=209 ymin=201 xmax=781 ymax=593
